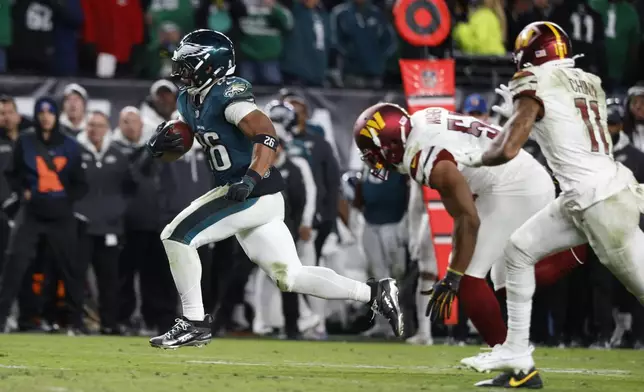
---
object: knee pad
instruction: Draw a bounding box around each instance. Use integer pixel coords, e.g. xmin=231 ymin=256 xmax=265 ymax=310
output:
xmin=268 ymin=263 xmax=301 ymax=293
xmin=504 ymin=236 xmax=537 ymax=272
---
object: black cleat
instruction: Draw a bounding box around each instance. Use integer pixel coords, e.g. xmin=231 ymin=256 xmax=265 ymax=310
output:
xmin=150 ymin=315 xmax=212 ymax=349
xmin=367 ymin=278 xmax=404 ymax=337
xmin=475 ymin=368 xmax=543 ymax=389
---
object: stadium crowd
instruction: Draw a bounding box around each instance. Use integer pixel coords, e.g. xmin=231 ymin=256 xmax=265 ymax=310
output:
xmin=0 ymin=0 xmax=643 ymax=350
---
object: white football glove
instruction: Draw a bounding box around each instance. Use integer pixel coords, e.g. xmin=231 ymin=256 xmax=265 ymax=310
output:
xmin=491 ymin=84 xmax=513 ymax=119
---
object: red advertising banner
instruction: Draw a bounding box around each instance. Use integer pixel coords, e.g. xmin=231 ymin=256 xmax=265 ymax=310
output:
xmin=399 ymin=59 xmax=456 ymax=114
xmin=393 ymin=0 xmax=451 ymax=47
xmin=400 ymin=58 xmax=457 ymax=324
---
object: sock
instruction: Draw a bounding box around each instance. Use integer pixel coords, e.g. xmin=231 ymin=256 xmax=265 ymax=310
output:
xmin=162 ymin=239 xmax=205 ymax=321
xmin=535 ymin=246 xmax=584 ymax=287
xmin=459 ymin=275 xmax=507 ymax=346
xmin=416 ymin=276 xmax=434 ymax=338
xmin=505 ymin=249 xmax=536 ymax=353
xmin=290 ymin=266 xmax=372 ymax=303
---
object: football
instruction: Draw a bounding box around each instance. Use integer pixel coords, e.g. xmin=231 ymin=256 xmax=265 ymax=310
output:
xmin=160 ymin=120 xmax=194 ymax=162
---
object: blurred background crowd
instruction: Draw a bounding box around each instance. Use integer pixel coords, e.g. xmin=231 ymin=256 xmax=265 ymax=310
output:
xmin=0 ymin=0 xmax=644 ymax=350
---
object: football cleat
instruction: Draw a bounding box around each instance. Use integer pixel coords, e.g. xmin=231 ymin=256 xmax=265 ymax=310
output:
xmin=150 ymin=315 xmax=212 ymax=349
xmin=367 ymin=278 xmax=404 ymax=337
xmin=474 ymin=368 xmax=543 ymax=389
xmin=461 ymin=344 xmax=536 ymax=373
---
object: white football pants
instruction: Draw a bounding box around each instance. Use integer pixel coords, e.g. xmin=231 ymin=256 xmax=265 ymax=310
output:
xmin=160 ymin=186 xmax=372 ymax=321
xmin=504 ymin=184 xmax=644 ymax=352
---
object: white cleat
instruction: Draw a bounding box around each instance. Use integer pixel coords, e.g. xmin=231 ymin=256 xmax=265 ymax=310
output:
xmin=461 ymin=344 xmax=536 ymax=373
xmin=406 ymin=333 xmax=433 ymax=346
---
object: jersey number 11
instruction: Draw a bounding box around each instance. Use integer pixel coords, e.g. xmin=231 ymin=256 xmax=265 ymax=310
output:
xmin=575 ymin=98 xmax=610 ymax=155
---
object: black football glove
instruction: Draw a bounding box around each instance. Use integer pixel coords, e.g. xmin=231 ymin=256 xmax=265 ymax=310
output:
xmin=146 ymin=121 xmax=183 ymax=157
xmin=423 ymin=268 xmax=463 ymax=322
xmin=225 ymin=175 xmax=257 ymax=202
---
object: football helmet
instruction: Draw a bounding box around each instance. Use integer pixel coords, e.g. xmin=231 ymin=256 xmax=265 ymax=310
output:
xmin=171 ymin=29 xmax=236 ymax=93
xmin=265 ymin=99 xmax=297 ymax=142
xmin=606 ymin=97 xmax=625 ymax=125
xmin=513 ymin=21 xmax=572 ymax=70
xmin=353 ymin=102 xmax=411 ymax=180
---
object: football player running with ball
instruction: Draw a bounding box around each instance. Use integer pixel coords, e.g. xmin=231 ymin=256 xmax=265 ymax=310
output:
xmin=455 ymin=22 xmax=644 ymax=388
xmin=146 ymin=30 xmax=403 ymax=349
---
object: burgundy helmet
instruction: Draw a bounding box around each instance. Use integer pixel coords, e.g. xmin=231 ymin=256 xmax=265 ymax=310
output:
xmin=513 ymin=21 xmax=572 ymax=70
xmin=353 ymin=102 xmax=411 ymax=180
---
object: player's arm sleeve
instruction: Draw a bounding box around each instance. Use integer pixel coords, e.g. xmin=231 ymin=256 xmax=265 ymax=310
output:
xmin=290 ymin=156 xmax=317 ymax=228
xmin=407 ymin=145 xmax=457 ymax=188
xmin=508 ymin=70 xmax=545 ymax=118
xmin=223 ymin=78 xmax=258 ymax=126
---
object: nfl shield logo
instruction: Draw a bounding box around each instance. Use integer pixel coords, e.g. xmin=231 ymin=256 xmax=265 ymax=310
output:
xmin=422 ymin=70 xmax=437 ymax=88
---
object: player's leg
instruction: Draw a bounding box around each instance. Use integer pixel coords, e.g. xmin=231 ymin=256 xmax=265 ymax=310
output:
xmin=459 ymin=192 xmax=552 ymax=348
xmin=575 ymin=187 xmax=644 ymax=304
xmin=151 ymin=187 xmax=279 ymax=348
xmin=465 ymin=197 xmax=587 ymax=375
xmin=236 ymin=195 xmax=404 ymax=336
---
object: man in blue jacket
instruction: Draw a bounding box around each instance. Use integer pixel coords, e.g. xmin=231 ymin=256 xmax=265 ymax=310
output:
xmin=331 ymin=0 xmax=397 ymax=88
xmin=0 ymin=97 xmax=88 ymax=334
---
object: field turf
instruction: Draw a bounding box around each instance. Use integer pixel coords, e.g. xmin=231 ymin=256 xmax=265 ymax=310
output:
xmin=0 ymin=335 xmax=643 ymax=392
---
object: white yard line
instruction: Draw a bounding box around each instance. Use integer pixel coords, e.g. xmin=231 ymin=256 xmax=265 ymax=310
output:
xmin=178 ymin=359 xmax=633 ymax=378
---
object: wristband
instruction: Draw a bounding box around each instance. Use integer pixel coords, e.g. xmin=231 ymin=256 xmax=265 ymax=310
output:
xmin=245 ymin=169 xmax=262 ymax=185
xmin=446 ymin=267 xmax=464 ymax=277
xmin=252 ymin=134 xmax=278 ymax=151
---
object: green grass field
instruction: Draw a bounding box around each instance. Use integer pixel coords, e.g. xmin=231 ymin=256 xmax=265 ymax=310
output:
xmin=0 ymin=335 xmax=643 ymax=392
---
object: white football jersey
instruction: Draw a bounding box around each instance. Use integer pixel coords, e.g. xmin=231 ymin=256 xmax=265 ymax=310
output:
xmin=400 ymin=107 xmax=550 ymax=196
xmin=509 ymin=65 xmax=636 ymax=209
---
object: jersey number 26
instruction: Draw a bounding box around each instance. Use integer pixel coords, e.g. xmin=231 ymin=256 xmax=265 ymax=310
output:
xmin=196 ymin=132 xmax=232 ymax=171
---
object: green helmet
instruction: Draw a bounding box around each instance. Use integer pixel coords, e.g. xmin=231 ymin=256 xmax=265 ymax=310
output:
xmin=171 ymin=29 xmax=236 ymax=93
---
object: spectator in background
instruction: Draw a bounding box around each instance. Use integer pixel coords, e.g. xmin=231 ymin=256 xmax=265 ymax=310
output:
xmin=238 ymin=0 xmax=293 ymax=85
xmin=112 ymin=107 xmax=176 ymax=336
xmin=146 ymin=0 xmax=195 ymax=43
xmin=0 ymin=0 xmax=10 ymax=73
xmin=589 ymin=0 xmax=640 ymax=91
xmin=0 ymin=96 xmax=21 ymax=271
xmin=331 ymin=0 xmax=397 ymax=88
xmin=624 ymin=82 xmax=644 ymax=151
xmin=353 ymin=164 xmax=408 ymax=338
xmin=282 ymin=91 xmax=326 ymax=137
xmin=587 ymin=98 xmax=644 ymax=349
xmin=452 ymin=0 xmax=507 ymax=56
xmin=60 ymin=83 xmax=89 ymax=136
xmin=196 ymin=0 xmax=248 ymax=40
xmin=144 ymin=0 xmax=196 ymax=78
xmin=146 ymin=22 xmax=183 ymax=79
xmin=52 ymin=0 xmax=83 ymax=76
xmin=75 ymin=111 xmax=134 ymax=335
xmin=140 ymin=79 xmax=178 ymax=127
xmin=281 ymin=0 xmax=330 ymax=86
xmin=80 ymin=0 xmax=144 ymax=78
xmin=505 ymin=0 xmax=539 ymax=52
xmin=547 ymin=0 xmax=607 ymax=83
xmin=462 ymin=93 xmax=489 ymax=121
xmin=0 ymin=97 xmax=88 ymax=334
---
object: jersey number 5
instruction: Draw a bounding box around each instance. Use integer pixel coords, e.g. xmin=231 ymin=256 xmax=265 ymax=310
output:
xmin=574 ymin=98 xmax=610 ymax=154
xmin=447 ymin=119 xmax=500 ymax=139
xmin=196 ymin=132 xmax=232 ymax=171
